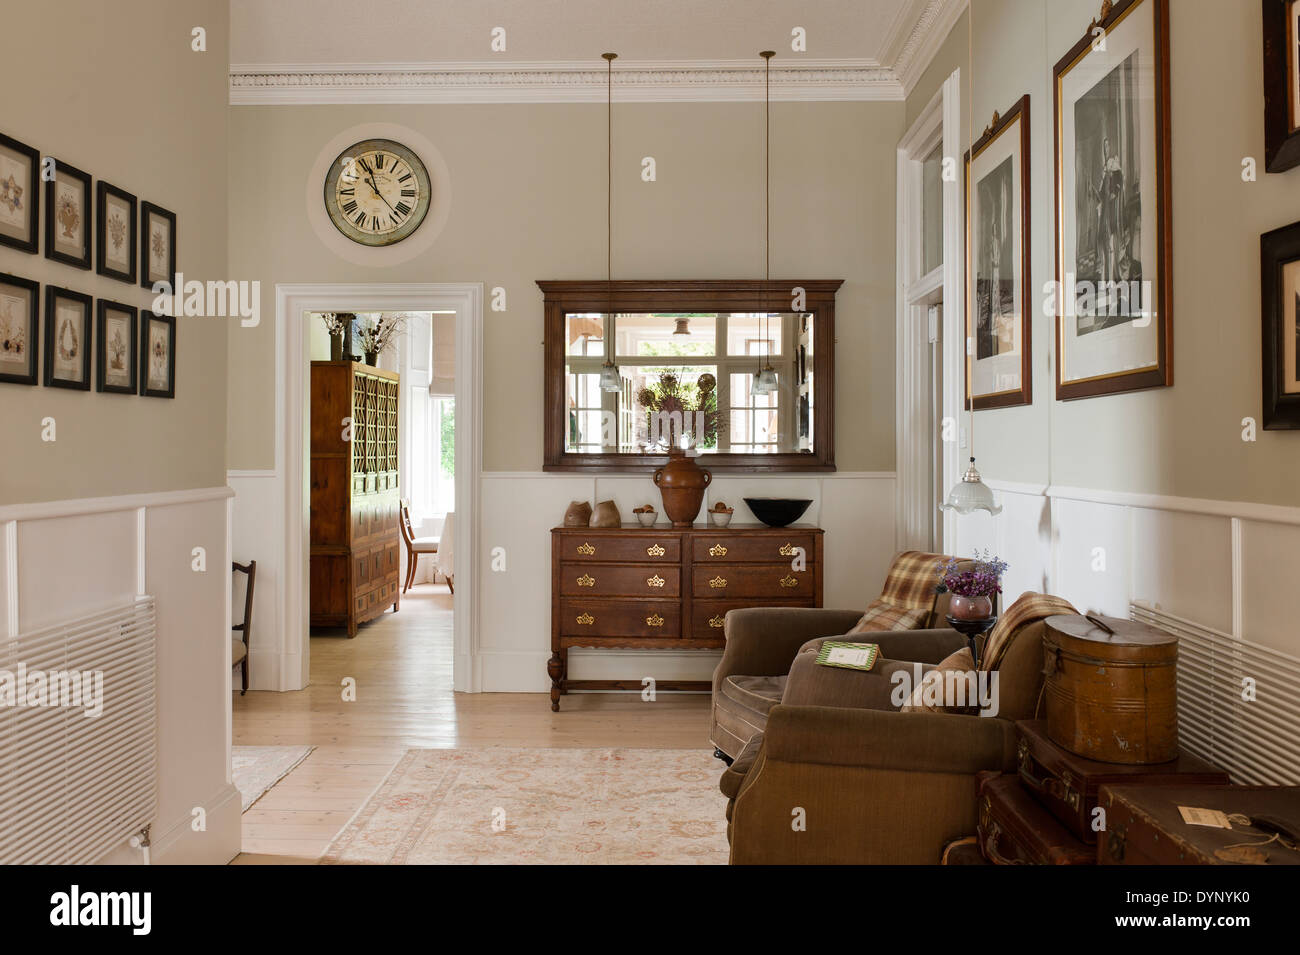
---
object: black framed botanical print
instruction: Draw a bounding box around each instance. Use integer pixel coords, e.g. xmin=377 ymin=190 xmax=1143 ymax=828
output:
xmin=1261 ymin=220 xmax=1300 ymax=429
xmin=140 ymin=202 xmax=176 ymax=292
xmin=965 ymin=95 xmax=1032 ymax=409
xmin=140 ymin=311 xmax=175 ymax=398
xmin=96 ymin=181 xmax=137 ymax=284
xmin=1263 ymin=0 xmax=1300 ymax=173
xmin=0 ymin=271 xmax=39 ymax=385
xmin=1054 ymin=0 xmax=1172 ymax=401
xmin=0 ymin=132 xmax=39 ymax=254
xmin=44 ymin=286 xmax=92 ymax=390
xmin=45 ymin=158 xmax=91 ymax=269
xmin=96 ymin=299 xmax=138 ymax=395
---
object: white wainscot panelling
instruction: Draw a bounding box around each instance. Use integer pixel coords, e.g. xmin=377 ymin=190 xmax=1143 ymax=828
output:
xmin=17 ymin=510 xmax=138 ymax=633
xmin=1130 ymin=509 xmax=1233 ymax=636
xmin=817 ymin=476 xmax=896 ymax=609
xmin=1240 ymin=518 xmax=1300 ymax=656
xmin=985 ymin=487 xmax=1053 ymax=602
xmin=227 ymin=471 xmax=283 ymax=690
xmin=1051 ymin=496 xmax=1132 ymax=617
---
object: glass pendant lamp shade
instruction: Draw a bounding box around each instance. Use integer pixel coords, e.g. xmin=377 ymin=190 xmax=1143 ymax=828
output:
xmin=599 ymin=361 xmax=621 ymax=392
xmin=751 ymin=365 xmax=778 ymax=394
xmin=939 ymin=458 xmax=1002 ymax=515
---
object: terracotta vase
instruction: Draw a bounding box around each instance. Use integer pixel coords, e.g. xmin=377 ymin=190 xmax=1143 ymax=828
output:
xmin=653 ymin=448 xmax=712 ymax=527
xmin=949 ymin=593 xmax=994 ymax=621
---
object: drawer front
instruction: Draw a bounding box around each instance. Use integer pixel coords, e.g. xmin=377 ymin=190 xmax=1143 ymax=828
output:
xmin=693 ymin=563 xmax=814 ymax=599
xmin=560 ymin=535 xmax=681 ymax=563
xmin=689 ymin=599 xmax=816 ymax=639
xmin=692 ymin=533 xmax=816 ymax=564
xmin=559 ymin=563 xmax=680 ymax=597
xmin=354 ymin=548 xmax=374 ymax=587
xmin=558 ymin=598 xmax=681 ymax=638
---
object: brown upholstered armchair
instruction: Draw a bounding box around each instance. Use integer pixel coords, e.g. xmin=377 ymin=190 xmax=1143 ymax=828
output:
xmin=710 ymin=550 xmax=968 ymax=762
xmin=720 ymin=593 xmax=1075 ymax=865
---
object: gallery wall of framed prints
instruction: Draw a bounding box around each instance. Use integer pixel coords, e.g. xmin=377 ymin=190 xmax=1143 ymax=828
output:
xmin=0 ymin=130 xmax=178 ymax=400
xmin=1052 ymin=0 xmax=1173 ymax=402
xmin=1262 ymin=0 xmax=1300 ymax=174
xmin=966 ymin=95 xmax=1032 ymax=410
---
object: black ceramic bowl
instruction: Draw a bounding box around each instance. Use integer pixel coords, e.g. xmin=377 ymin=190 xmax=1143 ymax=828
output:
xmin=743 ymin=497 xmax=813 ymax=528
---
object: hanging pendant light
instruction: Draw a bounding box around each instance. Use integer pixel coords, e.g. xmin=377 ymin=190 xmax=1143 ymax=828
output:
xmin=672 ymin=317 xmax=691 ymax=336
xmin=940 ymin=456 xmax=1002 ymax=515
xmin=751 ymin=50 xmax=779 ymax=397
xmin=598 ymin=52 xmax=622 ymax=392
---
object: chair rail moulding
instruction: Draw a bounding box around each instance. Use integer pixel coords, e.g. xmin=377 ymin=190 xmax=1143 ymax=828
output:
xmin=540 ymin=279 xmax=842 ymax=473
xmin=228 ymin=59 xmax=904 ymax=105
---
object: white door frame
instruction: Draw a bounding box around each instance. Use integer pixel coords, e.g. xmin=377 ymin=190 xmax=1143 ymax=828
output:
xmin=274 ymin=283 xmax=484 ymax=692
xmin=895 ymin=69 xmax=963 ymax=553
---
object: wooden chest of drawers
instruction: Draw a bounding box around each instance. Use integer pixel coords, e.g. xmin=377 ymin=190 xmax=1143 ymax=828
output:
xmin=549 ymin=524 xmax=824 ymax=710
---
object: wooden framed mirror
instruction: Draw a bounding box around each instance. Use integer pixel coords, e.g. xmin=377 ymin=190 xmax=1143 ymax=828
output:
xmin=540 ymin=279 xmax=841 ymax=472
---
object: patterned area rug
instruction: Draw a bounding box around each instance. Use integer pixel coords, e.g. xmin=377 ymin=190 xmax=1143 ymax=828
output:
xmin=321 ymin=748 xmax=729 ymax=864
xmin=232 ymin=745 xmax=315 ymax=812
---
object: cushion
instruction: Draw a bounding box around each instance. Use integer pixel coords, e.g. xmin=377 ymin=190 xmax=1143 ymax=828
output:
xmin=720 ymin=674 xmax=786 ymax=713
xmin=232 ymin=637 xmax=247 ymax=665
xmin=848 ymin=598 xmax=929 ymax=634
xmin=411 ymin=537 xmax=439 ymax=553
xmin=900 ymin=647 xmax=977 ymax=714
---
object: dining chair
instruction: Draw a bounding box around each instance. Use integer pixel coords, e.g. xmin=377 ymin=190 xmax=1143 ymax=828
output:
xmin=232 ymin=560 xmax=256 ymax=695
xmin=436 ymin=511 xmax=454 ymax=595
xmin=399 ymin=499 xmax=440 ymax=593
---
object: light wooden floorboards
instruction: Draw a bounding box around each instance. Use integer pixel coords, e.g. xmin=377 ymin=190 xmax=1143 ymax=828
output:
xmin=231 ymin=586 xmax=714 ymax=863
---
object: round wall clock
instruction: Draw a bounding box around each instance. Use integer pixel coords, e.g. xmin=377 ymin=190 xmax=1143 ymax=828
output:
xmin=323 ymin=138 xmax=431 ymax=246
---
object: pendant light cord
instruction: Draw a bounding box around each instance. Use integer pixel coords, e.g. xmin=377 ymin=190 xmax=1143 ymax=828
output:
xmin=602 ymin=52 xmax=617 ymax=368
xmin=761 ymin=50 xmax=775 ymax=371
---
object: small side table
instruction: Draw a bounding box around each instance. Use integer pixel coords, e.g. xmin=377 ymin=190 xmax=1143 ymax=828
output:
xmin=945 ymin=614 xmax=998 ymax=670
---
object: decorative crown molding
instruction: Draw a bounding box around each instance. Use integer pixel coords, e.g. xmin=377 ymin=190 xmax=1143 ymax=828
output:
xmin=894 ymin=0 xmax=970 ymax=96
xmin=229 ymin=58 xmax=904 ymax=105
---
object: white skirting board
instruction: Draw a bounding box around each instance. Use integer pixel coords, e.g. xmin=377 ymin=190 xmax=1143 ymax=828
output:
xmin=966 ymin=481 xmax=1300 ymax=657
xmin=0 ymin=486 xmax=242 ymax=865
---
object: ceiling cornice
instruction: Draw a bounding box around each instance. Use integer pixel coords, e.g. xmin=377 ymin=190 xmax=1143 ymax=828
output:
xmin=894 ymin=0 xmax=970 ymax=96
xmin=229 ymin=58 xmax=904 ymax=104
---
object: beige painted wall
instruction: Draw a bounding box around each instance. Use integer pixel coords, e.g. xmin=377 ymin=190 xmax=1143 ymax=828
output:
xmin=913 ymin=0 xmax=1300 ymax=508
xmin=0 ymin=0 xmax=229 ymax=505
xmin=225 ymin=101 xmax=903 ymax=472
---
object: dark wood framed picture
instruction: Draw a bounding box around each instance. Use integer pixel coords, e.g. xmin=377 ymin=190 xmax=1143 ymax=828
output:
xmin=1263 ymin=0 xmax=1300 ymax=173
xmin=1054 ymin=0 xmax=1172 ymax=400
xmin=96 ymin=299 xmax=138 ymax=395
xmin=96 ymin=182 xmax=137 ymax=284
xmin=965 ymin=95 xmax=1032 ymax=409
xmin=0 ymin=132 xmax=40 ymax=254
xmin=44 ymin=158 xmax=91 ymax=269
xmin=44 ymin=286 xmax=92 ymax=390
xmin=1261 ymin=220 xmax=1300 ymax=429
xmin=140 ymin=202 xmax=176 ymax=292
xmin=0 ymin=271 xmax=39 ymax=385
xmin=140 ymin=311 xmax=175 ymax=398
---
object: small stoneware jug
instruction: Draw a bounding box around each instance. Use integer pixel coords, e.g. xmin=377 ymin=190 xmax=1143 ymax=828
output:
xmin=653 ymin=448 xmax=711 ymax=527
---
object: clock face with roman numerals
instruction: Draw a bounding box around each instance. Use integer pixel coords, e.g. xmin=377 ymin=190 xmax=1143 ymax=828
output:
xmin=324 ymin=139 xmax=431 ymax=246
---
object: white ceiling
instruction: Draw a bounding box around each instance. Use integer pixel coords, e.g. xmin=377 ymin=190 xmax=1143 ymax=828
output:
xmin=230 ymin=0 xmax=927 ymax=66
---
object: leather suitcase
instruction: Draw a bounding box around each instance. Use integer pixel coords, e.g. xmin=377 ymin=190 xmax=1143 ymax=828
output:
xmin=1099 ymin=784 xmax=1300 ymax=865
xmin=976 ymin=771 xmax=1094 ymax=865
xmin=1016 ymin=720 xmax=1230 ymax=844
xmin=940 ymin=836 xmax=989 ymax=865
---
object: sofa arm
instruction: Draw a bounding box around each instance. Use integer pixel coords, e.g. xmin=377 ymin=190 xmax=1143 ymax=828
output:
xmin=763 ymin=705 xmax=1017 ymax=776
xmin=712 ymin=607 xmax=863 ymax=690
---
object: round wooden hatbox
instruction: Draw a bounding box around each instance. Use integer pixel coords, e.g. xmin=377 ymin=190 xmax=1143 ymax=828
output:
xmin=1042 ymin=614 xmax=1178 ymax=764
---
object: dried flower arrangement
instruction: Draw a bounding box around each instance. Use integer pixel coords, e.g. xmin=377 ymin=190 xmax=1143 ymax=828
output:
xmin=356 ymin=313 xmax=407 ymax=358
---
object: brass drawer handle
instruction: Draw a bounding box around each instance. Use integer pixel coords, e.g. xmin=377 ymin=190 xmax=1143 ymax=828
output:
xmin=779 ymin=575 xmax=798 ymax=588
xmin=709 ymin=614 xmax=725 ymax=629
xmin=576 ymin=613 xmax=594 ymax=626
xmin=646 ymin=575 xmax=665 ymax=588
xmin=709 ymin=575 xmax=727 ymax=589
xmin=576 ymin=542 xmax=595 ymax=555
xmin=646 ymin=614 xmax=665 ymax=627
xmin=709 ymin=544 xmax=728 ymax=557
xmin=646 ymin=544 xmax=665 ymax=557
xmin=576 ymin=574 xmax=595 ymax=587
xmin=778 ymin=543 xmax=797 ymax=557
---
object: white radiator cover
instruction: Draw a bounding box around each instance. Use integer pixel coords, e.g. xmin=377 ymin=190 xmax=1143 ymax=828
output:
xmin=0 ymin=597 xmax=157 ymax=864
xmin=1132 ymin=601 xmax=1300 ymax=786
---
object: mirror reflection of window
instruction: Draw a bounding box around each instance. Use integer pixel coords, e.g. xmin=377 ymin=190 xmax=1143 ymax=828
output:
xmin=563 ymin=312 xmax=812 ymax=455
